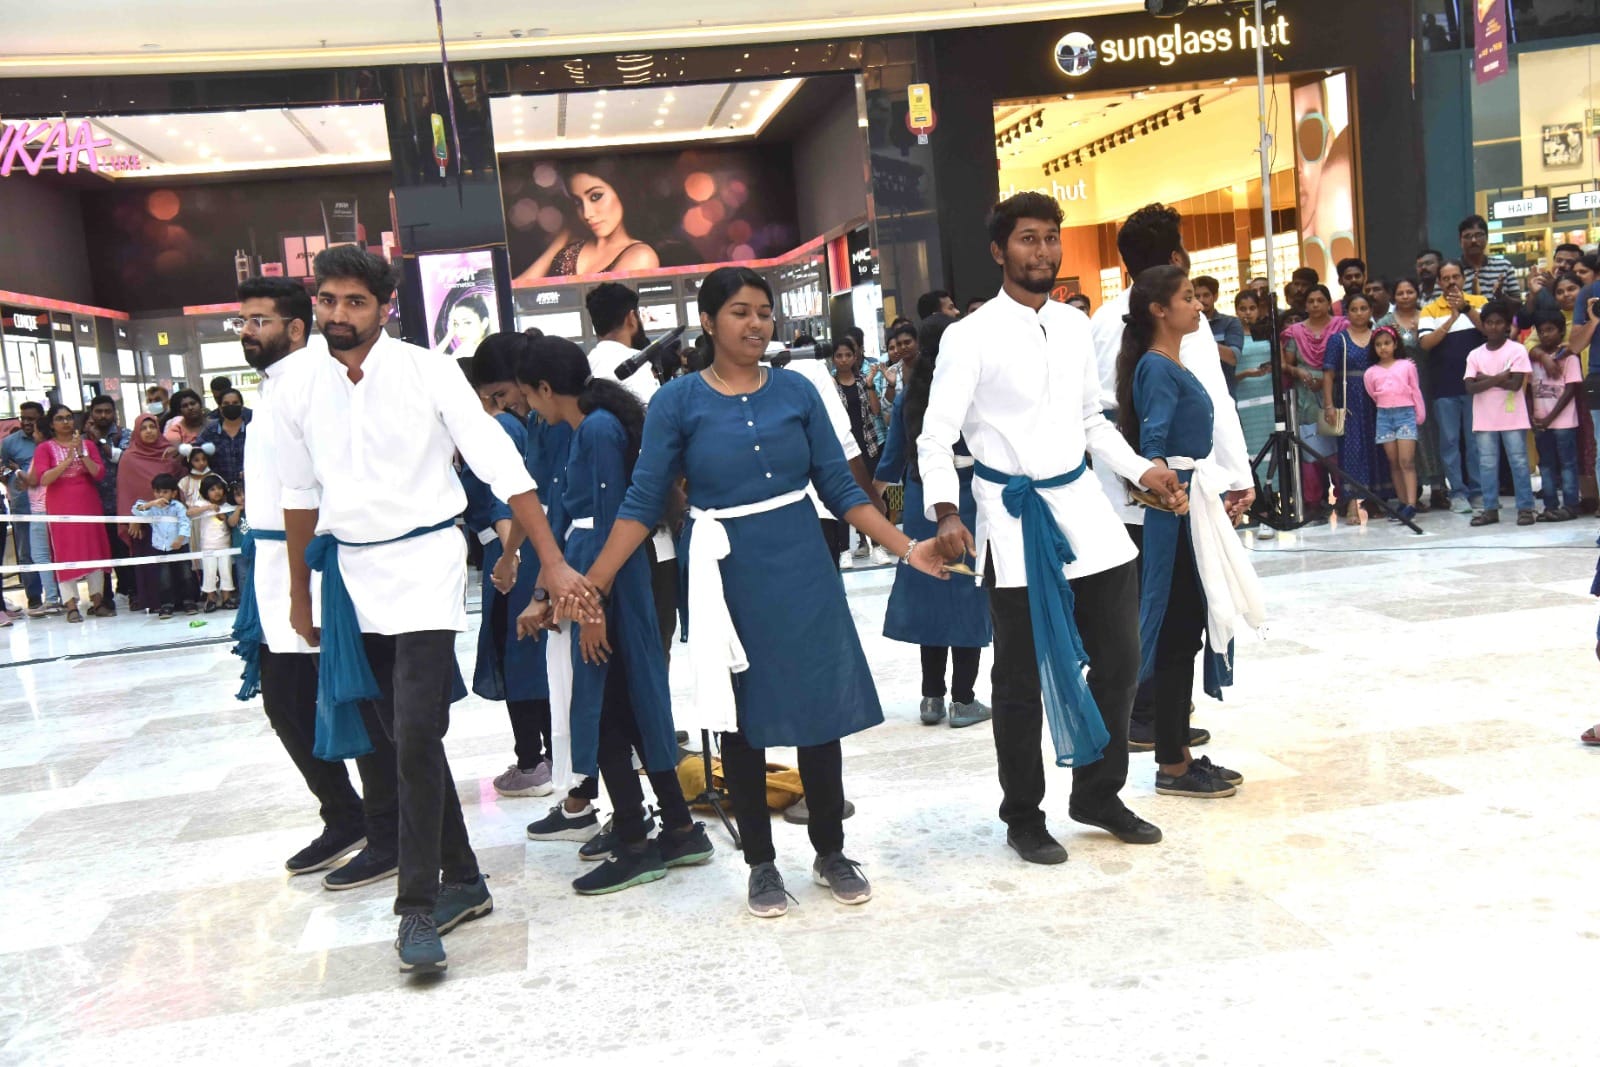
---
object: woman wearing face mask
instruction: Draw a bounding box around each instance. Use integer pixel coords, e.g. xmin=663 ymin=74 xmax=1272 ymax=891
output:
xmin=577 ymin=266 xmax=946 ymax=918
xmin=1281 ymin=285 xmax=1348 ymax=519
xmin=196 ymin=388 xmax=249 ymax=489
xmin=1322 ymin=293 xmax=1391 ymax=521
xmin=517 ymin=161 xmax=660 ymax=281
xmin=118 ymin=414 xmax=186 ymax=614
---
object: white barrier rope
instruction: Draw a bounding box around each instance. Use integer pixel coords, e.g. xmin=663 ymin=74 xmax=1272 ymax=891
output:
xmin=0 ymin=547 xmax=240 ymax=575
xmin=2 ymin=512 xmax=230 ymax=524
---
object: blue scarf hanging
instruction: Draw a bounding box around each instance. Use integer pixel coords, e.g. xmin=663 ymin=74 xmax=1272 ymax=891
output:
xmin=229 ymin=529 xmax=284 ymax=701
xmin=973 ymin=458 xmax=1109 ymax=768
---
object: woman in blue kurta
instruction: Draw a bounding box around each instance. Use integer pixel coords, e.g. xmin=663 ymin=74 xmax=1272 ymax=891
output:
xmin=1114 ymin=265 xmax=1242 ymax=801
xmin=514 ymin=336 xmax=711 ymax=896
xmin=875 ymin=313 xmax=992 ymax=728
xmin=576 ymin=267 xmax=946 ymax=919
xmin=462 ymin=337 xmax=556 ymax=799
xmin=1322 ymin=293 xmax=1392 ymax=518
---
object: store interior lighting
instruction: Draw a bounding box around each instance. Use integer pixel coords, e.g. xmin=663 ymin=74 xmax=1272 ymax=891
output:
xmin=1037 ymin=94 xmax=1203 ymax=177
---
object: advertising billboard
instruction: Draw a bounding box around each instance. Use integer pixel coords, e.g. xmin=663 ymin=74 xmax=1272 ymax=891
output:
xmin=418 ymin=250 xmax=500 ymax=359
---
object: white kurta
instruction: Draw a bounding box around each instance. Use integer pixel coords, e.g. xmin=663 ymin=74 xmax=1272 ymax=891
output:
xmin=589 ymin=339 xmax=660 ymax=407
xmin=1089 ymin=289 xmax=1254 ymax=525
xmin=273 ymin=333 xmax=538 ymax=635
xmin=917 ymin=290 xmax=1155 ymax=588
xmin=243 ymin=342 xmax=323 ymax=654
xmin=782 ymin=355 xmax=863 ymax=519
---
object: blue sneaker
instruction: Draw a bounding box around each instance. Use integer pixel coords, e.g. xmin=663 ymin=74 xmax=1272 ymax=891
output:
xmin=433 ymin=874 xmax=493 ymax=934
xmin=396 ymin=914 xmax=446 ymax=973
xmin=572 ymin=839 xmax=667 ymax=896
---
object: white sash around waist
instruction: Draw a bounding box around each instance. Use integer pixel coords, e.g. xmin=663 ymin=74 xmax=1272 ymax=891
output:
xmin=684 ymin=488 xmax=809 ymax=733
xmin=1166 ymin=457 xmax=1266 ymax=658
xmin=953 ymin=454 xmax=976 ymax=470
xmin=477 ymin=527 xmax=499 ymax=547
xmin=565 ymin=516 xmax=595 ymax=539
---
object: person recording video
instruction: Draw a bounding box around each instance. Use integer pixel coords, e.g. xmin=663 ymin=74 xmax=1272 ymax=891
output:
xmin=585 ymin=283 xmax=659 ymax=406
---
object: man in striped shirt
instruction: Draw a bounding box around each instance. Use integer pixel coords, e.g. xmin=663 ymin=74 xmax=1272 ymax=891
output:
xmin=1458 ymin=213 xmax=1523 ymax=302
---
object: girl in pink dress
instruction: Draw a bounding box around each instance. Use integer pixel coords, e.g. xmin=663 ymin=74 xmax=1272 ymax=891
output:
xmin=28 ymin=404 xmax=111 ymax=622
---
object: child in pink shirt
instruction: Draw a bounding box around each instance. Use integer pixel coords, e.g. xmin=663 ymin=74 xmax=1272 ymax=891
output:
xmin=1363 ymin=326 xmax=1426 ymax=519
xmin=1464 ymin=300 xmax=1534 ymax=525
xmin=1527 ymin=309 xmax=1583 ymax=520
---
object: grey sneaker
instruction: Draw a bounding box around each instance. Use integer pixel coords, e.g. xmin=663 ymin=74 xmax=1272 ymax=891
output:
xmin=812 ymin=851 xmax=872 ymax=905
xmin=493 ymin=762 xmax=554 ymax=798
xmin=396 ymin=914 xmax=446 ymax=973
xmin=948 ymin=699 xmax=992 ymax=729
xmin=747 ymin=861 xmax=791 ymax=918
xmin=851 ymin=543 xmax=870 ymax=560
xmin=1450 ymin=497 xmax=1473 ymax=514
xmin=919 ymin=697 xmax=947 ymax=725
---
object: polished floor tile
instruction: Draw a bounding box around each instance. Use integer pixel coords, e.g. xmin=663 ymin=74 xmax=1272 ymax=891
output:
xmin=2 ymin=512 xmax=1598 ymax=1064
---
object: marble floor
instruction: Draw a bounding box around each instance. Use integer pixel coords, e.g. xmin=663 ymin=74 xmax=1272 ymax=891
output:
xmin=3 ymin=511 xmax=1599 ymax=1065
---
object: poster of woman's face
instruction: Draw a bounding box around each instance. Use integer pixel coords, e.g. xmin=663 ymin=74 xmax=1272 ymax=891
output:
xmin=1542 ymin=123 xmax=1584 ymax=168
xmin=504 ymin=145 xmax=799 ymax=284
xmin=419 ymin=250 xmax=500 ymax=358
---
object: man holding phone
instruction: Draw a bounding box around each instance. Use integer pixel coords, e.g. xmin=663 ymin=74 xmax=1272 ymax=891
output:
xmin=1521 ymin=243 xmax=1583 ymax=328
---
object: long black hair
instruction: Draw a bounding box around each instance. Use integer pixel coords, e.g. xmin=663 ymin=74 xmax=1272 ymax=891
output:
xmin=903 ymin=313 xmax=957 ymax=456
xmin=697 ymin=266 xmax=772 ymax=322
xmin=1115 ymin=264 xmax=1189 ymax=452
xmin=514 ymin=336 xmax=647 ymax=472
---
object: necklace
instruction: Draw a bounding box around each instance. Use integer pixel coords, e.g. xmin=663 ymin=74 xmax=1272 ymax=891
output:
xmin=710 ymin=364 xmax=763 ymax=394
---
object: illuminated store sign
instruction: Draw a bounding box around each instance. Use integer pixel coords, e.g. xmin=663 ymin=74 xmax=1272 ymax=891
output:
xmin=0 ymin=119 xmax=143 ymax=177
xmin=1054 ymin=15 xmax=1292 ymax=77
xmin=1488 ymin=196 xmax=1549 ymax=221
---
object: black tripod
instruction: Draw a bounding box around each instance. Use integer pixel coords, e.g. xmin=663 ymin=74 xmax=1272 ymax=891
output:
xmin=684 ymin=729 xmax=741 ymax=849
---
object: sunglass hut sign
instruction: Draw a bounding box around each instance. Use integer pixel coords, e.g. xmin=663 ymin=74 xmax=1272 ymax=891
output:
xmin=1054 ymin=14 xmax=1291 ymax=77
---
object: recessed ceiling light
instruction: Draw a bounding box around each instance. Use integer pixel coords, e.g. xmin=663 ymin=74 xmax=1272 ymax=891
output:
xmin=198 ymin=146 xmax=212 ymax=157
xmin=590 ymin=123 xmax=600 ymax=130
xmin=664 ymin=93 xmax=675 ymax=103
xmin=598 ymin=89 xmax=608 ymax=95
xmin=265 ymin=146 xmax=276 ymax=153
xmin=167 ymin=128 xmax=178 ymax=136
xmin=653 ymin=119 xmax=664 ymax=127
xmin=183 ymin=139 xmax=193 ymax=147
xmin=252 ymin=135 xmax=264 ymax=142
xmin=658 ymin=107 xmax=669 ymax=115
xmin=749 ymin=89 xmax=760 ymax=97
xmin=595 ymin=100 xmax=607 ymax=109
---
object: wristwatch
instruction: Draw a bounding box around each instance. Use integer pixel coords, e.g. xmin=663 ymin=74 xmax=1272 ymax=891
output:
xmin=532 ymin=588 xmax=549 ymax=603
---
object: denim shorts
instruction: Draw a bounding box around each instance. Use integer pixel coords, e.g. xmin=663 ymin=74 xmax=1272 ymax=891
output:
xmin=1375 ymin=406 xmax=1418 ymax=444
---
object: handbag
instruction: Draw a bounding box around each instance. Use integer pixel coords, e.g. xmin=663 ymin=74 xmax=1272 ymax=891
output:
xmin=1316 ymin=333 xmax=1348 ymax=437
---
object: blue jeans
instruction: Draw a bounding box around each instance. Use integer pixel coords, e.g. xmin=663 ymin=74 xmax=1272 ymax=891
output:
xmin=1434 ymin=395 xmax=1479 ymax=504
xmin=1534 ymin=427 xmax=1581 ymax=510
xmin=27 ymin=515 xmax=60 ymax=604
xmin=7 ymin=495 xmax=43 ymax=605
xmin=1475 ymin=430 xmax=1535 ymax=513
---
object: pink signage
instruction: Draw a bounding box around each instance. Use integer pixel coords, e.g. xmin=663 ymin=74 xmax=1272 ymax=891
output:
xmin=0 ymin=119 xmax=142 ymax=177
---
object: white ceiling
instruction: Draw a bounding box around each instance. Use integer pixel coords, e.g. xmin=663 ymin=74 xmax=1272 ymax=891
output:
xmin=994 ymin=84 xmax=1246 ymax=175
xmin=0 ymin=1 xmax=1138 ymax=76
xmin=492 ymin=80 xmax=800 ymax=154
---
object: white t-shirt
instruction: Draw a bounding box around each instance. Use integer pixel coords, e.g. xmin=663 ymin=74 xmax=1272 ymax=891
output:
xmin=589 ymin=338 xmax=660 ymax=407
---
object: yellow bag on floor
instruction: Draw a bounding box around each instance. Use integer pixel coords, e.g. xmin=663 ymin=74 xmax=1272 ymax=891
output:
xmin=677 ymin=753 xmax=804 ymax=812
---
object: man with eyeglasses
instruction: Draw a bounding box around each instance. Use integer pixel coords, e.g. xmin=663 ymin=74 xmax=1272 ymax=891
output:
xmin=232 ymin=276 xmax=401 ymax=901
xmin=1457 ymin=214 xmax=1523 ymax=302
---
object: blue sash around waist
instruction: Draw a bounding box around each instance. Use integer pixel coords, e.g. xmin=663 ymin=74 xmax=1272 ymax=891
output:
xmin=230 ymin=529 xmax=285 ymax=702
xmin=307 ymin=519 xmax=462 ymax=762
xmin=972 ymin=457 xmax=1109 ymax=768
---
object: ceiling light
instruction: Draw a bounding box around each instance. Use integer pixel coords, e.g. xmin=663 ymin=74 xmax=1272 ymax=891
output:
xmin=198 ymin=146 xmax=212 ymax=157
xmin=654 ymin=119 xmax=665 ymax=127
xmin=595 ymin=99 xmax=607 ymax=109
xmin=590 ymin=122 xmax=600 ymax=130
xmin=749 ymin=89 xmax=760 ymax=97
xmin=658 ymin=107 xmax=669 ymax=115
xmin=265 ymin=146 xmax=276 ymax=153
xmin=252 ymin=135 xmax=264 ymax=142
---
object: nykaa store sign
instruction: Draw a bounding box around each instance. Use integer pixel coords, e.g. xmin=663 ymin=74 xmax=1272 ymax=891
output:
xmin=0 ymin=119 xmax=142 ymax=177
xmin=1054 ymin=15 xmax=1291 ymax=77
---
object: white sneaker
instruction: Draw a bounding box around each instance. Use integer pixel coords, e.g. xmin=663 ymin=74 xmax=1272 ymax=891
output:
xmin=869 ymin=546 xmax=895 ymax=567
xmin=839 ymin=551 xmax=854 ymax=569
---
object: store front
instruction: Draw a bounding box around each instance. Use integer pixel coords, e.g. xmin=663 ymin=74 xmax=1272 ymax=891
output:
xmin=928 ymin=0 xmax=1422 ymax=307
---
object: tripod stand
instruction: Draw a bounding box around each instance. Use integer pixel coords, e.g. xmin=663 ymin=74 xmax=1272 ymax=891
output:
xmin=684 ymin=729 xmax=742 ymax=848
xmin=1240 ymin=0 xmax=1423 ymax=537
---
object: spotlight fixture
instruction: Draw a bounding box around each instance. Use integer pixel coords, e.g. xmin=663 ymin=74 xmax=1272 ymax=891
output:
xmin=1193 ymin=99 xmax=1202 ymax=116
xmin=1145 ymin=0 xmax=1189 ymax=15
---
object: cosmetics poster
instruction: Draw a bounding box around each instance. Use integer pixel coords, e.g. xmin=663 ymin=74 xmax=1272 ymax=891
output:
xmin=419 ymin=249 xmax=500 ymax=358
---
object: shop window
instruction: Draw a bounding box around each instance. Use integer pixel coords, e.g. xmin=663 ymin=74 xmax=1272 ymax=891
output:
xmin=1419 ymin=0 xmax=1465 ymax=52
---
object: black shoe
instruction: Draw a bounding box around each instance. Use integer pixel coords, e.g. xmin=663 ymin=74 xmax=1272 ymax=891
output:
xmin=578 ymin=817 xmax=617 ymax=862
xmin=526 ymin=801 xmax=600 ymax=842
xmin=1006 ymin=825 xmax=1068 ymax=865
xmin=321 ymin=847 xmax=399 ymax=890
xmin=1128 ymin=718 xmax=1155 ymax=752
xmin=1068 ymin=803 xmax=1164 ymax=844
xmin=572 ymin=839 xmax=668 ymax=895
xmin=659 ymin=822 xmax=715 ymax=867
xmin=433 ymin=874 xmax=493 ymax=934
xmin=1189 ymin=726 xmax=1210 ymax=747
xmin=285 ymin=826 xmax=365 ymax=875
xmin=1194 ymin=755 xmax=1242 ymax=785
xmin=1155 ymin=762 xmax=1237 ymax=798
xmin=158 ymin=604 xmax=175 ymax=620
xmin=396 ymin=914 xmax=446 ymax=973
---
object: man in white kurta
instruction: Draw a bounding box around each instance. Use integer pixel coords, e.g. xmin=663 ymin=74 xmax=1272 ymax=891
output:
xmin=237 ymin=277 xmax=397 ymax=892
xmin=918 ymin=193 xmax=1183 ymax=867
xmin=1088 ymin=202 xmax=1256 ymax=753
xmin=274 ymin=247 xmax=591 ymax=974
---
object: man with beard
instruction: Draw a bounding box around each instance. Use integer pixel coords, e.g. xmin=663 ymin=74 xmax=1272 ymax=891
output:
xmin=917 ymin=192 xmax=1185 ymax=865
xmin=231 ymin=276 xmax=400 ymax=894
xmin=274 ymin=247 xmax=595 ymax=973
xmin=83 ymin=394 xmax=132 ymax=611
xmin=1416 ymin=249 xmax=1445 ymax=304
xmin=585 ymin=282 xmax=658 ymax=405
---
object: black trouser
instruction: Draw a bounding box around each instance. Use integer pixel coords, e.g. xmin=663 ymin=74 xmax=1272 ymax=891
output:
xmin=649 ymin=539 xmax=679 ymax=657
xmin=508 ymin=699 xmax=552 ymax=770
xmin=921 ymin=645 xmax=980 ymax=704
xmin=106 ymin=530 xmax=134 ymax=598
xmin=1150 ymin=526 xmax=1206 ymax=766
xmin=259 ymin=647 xmax=399 ymax=852
xmin=719 ymin=729 xmax=844 ymax=866
xmin=987 ymin=560 xmax=1139 ymax=830
xmin=594 ymin=649 xmax=693 ymax=846
xmin=819 ymin=517 xmax=843 ymax=567
xmin=1126 ymin=524 xmax=1155 ymax=730
xmin=360 ymin=630 xmax=477 ymax=915
xmin=153 ymin=547 xmax=190 ymax=607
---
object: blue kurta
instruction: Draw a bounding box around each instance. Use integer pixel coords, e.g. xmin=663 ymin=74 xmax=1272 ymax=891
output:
xmin=550 ymin=408 xmax=678 ymax=777
xmin=618 ymin=368 xmax=882 ymax=748
xmin=875 ymin=388 xmax=992 ymax=649
xmin=1132 ymin=352 xmax=1233 ymax=698
xmin=1325 ymin=329 xmax=1393 ymax=500
xmin=462 ymin=412 xmax=547 ymax=703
